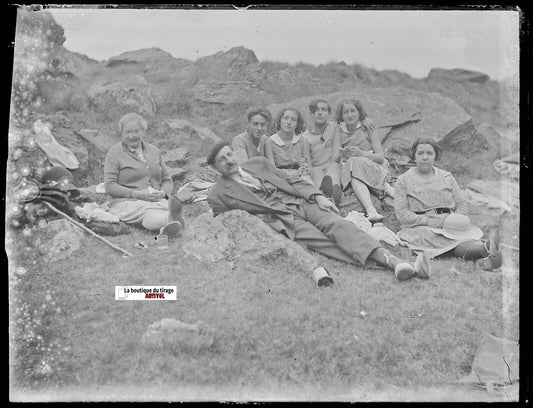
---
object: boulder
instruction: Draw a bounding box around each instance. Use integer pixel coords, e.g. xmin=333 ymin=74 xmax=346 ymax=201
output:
xmin=76 ymin=129 xmax=116 ymax=154
xmin=50 ymin=47 xmax=100 ymax=78
xmin=106 ymin=47 xmax=173 ymax=65
xmin=141 ymin=319 xmax=215 ymax=354
xmin=192 ymin=80 xmax=268 ymax=105
xmin=182 ymin=210 xmax=319 ymax=272
xmin=194 ymin=46 xmax=266 ymax=82
xmin=164 ymin=118 xmax=222 ymax=143
xmin=88 ymin=75 xmax=157 ymax=117
xmin=427 ymin=68 xmax=490 ymax=84
xmin=162 ymin=147 xmax=189 ymax=167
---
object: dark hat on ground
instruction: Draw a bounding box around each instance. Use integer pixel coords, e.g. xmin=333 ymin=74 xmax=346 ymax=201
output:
xmin=206 ymin=141 xmax=230 ymax=167
xmin=41 ymin=166 xmax=78 ymax=191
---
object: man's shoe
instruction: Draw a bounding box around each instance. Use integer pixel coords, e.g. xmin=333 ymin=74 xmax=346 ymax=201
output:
xmin=313 ymin=267 xmax=334 ymax=287
xmin=168 ymin=195 xmax=185 ymax=228
xmin=414 ymin=253 xmax=431 ymax=279
xmin=476 ymin=228 xmax=502 ymax=270
xmin=394 ymin=262 xmax=416 ymax=281
xmin=159 ymin=220 xmax=183 ymax=238
xmin=320 ymin=175 xmax=333 ymax=197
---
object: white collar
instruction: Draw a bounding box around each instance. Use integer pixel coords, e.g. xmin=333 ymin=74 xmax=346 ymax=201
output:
xmin=270 ymin=132 xmax=301 ymax=146
xmin=340 ymin=122 xmax=362 ymax=134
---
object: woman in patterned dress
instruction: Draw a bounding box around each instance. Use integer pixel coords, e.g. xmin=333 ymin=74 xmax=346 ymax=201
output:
xmin=394 ymin=137 xmax=502 ymax=269
xmin=264 ymin=107 xmax=312 ymax=182
xmin=335 ymin=98 xmax=394 ymax=221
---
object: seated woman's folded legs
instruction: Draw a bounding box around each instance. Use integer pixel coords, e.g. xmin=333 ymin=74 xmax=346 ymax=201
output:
xmin=141 ymin=209 xmax=171 ymax=231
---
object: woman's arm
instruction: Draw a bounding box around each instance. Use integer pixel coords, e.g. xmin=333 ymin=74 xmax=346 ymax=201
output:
xmin=159 ymin=154 xmax=174 ymax=197
xmin=394 ymin=177 xmax=431 ymax=227
xmin=450 ymin=174 xmax=468 ymax=215
xmin=364 ymin=131 xmax=385 ymax=164
xmin=263 ymin=139 xmax=276 ymax=167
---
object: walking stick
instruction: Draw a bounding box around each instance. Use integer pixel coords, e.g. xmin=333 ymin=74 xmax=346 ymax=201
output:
xmin=41 ymin=201 xmax=133 ymax=257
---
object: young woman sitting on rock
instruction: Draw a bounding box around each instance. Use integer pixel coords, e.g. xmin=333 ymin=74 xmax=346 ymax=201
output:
xmin=335 ymin=98 xmax=395 ymax=222
xmin=394 ymin=137 xmax=502 ymax=269
xmin=104 ymin=112 xmax=185 ymax=237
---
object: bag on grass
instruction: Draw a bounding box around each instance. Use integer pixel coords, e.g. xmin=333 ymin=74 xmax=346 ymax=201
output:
xmin=459 ymin=332 xmax=519 ymax=391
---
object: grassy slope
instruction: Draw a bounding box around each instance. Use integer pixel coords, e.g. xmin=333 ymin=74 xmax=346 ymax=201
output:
xmin=9 ymin=208 xmax=519 ymax=401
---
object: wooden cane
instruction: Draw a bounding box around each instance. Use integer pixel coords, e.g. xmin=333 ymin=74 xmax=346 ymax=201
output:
xmin=42 ymin=201 xmax=133 ymax=257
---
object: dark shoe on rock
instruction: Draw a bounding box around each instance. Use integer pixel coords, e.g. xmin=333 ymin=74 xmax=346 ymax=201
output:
xmin=332 ymin=184 xmax=342 ymax=206
xmin=320 ymin=175 xmax=333 ymax=197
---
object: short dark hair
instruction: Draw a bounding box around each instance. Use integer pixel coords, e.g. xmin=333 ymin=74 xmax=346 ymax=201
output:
xmin=334 ymin=98 xmax=368 ymax=124
xmin=246 ymin=107 xmax=272 ymax=123
xmin=411 ymin=137 xmax=442 ymax=160
xmin=308 ymin=99 xmax=331 ymax=114
xmin=206 ymin=141 xmax=230 ymax=167
xmin=274 ymin=107 xmax=305 ymax=134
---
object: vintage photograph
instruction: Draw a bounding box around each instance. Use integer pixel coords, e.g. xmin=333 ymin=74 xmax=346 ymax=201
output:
xmin=7 ymin=4 xmax=520 ymax=402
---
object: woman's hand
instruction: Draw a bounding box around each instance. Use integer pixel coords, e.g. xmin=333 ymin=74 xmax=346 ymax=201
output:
xmin=315 ymin=195 xmax=340 ymax=214
xmin=424 ymin=214 xmax=446 ymax=228
xmin=361 ymin=117 xmax=377 ymax=133
xmin=344 ymin=146 xmax=366 ymax=158
xmin=132 ymin=189 xmax=163 ymax=202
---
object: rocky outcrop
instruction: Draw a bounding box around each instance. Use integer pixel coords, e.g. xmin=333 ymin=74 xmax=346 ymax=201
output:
xmin=194 ymin=46 xmax=266 ymax=82
xmin=192 ymin=80 xmax=269 ymax=105
xmin=182 ymin=210 xmax=319 ymax=273
xmin=106 ymin=47 xmax=173 ymax=66
xmin=88 ymin=75 xmax=157 ymax=117
xmin=49 ymin=47 xmax=100 ymax=78
xmin=427 ymin=68 xmax=490 ymax=84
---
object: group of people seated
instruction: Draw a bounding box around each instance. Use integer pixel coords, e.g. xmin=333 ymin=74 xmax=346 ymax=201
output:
xmin=102 ymin=104 xmax=503 ymax=284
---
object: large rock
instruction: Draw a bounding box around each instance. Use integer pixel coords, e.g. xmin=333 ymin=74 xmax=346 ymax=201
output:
xmin=106 ymin=47 xmax=173 ymax=65
xmin=192 ymin=80 xmax=269 ymax=105
xmin=164 ymin=118 xmax=222 ymax=143
xmin=141 ymin=319 xmax=215 ymax=354
xmin=427 ymin=68 xmax=490 ymax=84
xmin=194 ymin=46 xmax=266 ymax=82
xmin=88 ymin=75 xmax=157 ymax=117
xmin=162 ymin=147 xmax=189 ymax=166
xmin=182 ymin=210 xmax=318 ymax=272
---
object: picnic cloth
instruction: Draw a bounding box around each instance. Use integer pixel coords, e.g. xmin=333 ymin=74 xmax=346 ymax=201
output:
xmin=74 ymin=202 xmax=121 ymax=223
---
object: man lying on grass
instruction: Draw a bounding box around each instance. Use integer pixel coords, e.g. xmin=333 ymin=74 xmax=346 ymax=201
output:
xmin=206 ymin=141 xmax=430 ymax=282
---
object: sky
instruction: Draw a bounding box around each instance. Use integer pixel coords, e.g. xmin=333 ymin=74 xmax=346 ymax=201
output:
xmin=47 ymin=7 xmax=520 ymax=81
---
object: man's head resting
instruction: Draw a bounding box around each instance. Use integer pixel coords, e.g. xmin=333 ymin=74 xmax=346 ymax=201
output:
xmin=207 ymin=141 xmax=239 ymax=177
